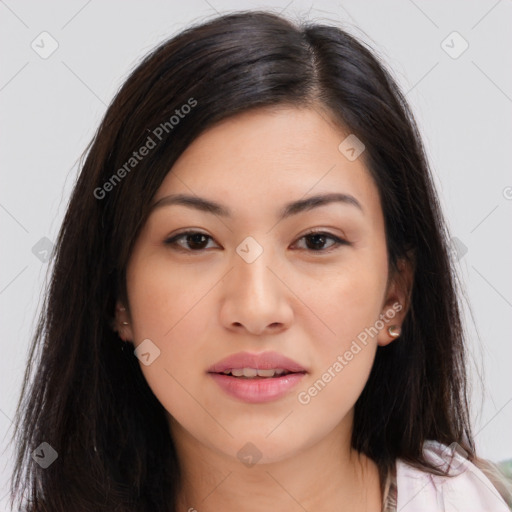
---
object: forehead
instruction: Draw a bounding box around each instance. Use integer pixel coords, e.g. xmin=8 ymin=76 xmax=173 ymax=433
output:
xmin=153 ymin=106 xmax=380 ymax=219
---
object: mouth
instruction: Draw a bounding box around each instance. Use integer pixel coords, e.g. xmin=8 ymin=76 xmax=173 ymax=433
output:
xmin=213 ymin=368 xmax=306 ymax=379
xmin=207 ymin=352 xmax=308 ymax=403
xmin=207 ymin=350 xmax=307 ymax=375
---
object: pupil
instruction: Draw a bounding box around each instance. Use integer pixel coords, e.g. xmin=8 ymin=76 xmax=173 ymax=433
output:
xmin=307 ymin=234 xmax=325 ymax=250
xmin=188 ymin=234 xmax=207 ymax=249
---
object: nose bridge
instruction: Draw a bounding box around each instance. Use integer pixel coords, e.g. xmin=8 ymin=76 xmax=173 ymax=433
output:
xmin=219 ymin=233 xmax=295 ymax=334
xmin=232 ymin=234 xmax=276 ymax=299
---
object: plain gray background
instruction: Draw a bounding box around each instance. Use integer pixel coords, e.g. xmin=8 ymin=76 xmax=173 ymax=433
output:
xmin=1 ymin=0 xmax=511 ymax=507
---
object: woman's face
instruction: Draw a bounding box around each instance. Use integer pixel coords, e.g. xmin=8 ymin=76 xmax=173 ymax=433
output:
xmin=121 ymin=106 xmax=408 ymax=465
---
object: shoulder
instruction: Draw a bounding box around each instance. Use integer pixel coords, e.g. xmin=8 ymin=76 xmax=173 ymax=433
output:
xmin=395 ymin=440 xmax=511 ymax=511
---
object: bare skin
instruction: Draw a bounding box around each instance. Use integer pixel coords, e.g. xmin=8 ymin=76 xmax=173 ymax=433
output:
xmin=116 ymin=106 xmax=412 ymax=511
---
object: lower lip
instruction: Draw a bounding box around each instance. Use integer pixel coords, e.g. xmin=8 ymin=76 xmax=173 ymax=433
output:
xmin=209 ymin=372 xmax=306 ymax=403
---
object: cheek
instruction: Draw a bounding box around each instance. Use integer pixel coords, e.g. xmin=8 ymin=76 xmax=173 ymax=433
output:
xmin=307 ymin=248 xmax=388 ymax=350
xmin=126 ymin=249 xmax=207 ymax=340
xmin=125 ymin=249 xmax=216 ymax=413
xmin=296 ymin=246 xmax=388 ymax=405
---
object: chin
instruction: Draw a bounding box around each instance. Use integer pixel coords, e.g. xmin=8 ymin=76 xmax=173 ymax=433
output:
xmin=219 ymin=432 xmax=308 ymax=467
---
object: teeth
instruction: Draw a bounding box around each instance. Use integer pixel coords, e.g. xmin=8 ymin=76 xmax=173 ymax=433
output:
xmin=256 ymin=369 xmax=279 ymax=377
xmin=242 ymin=368 xmax=258 ymax=377
xmin=224 ymin=368 xmax=289 ymax=378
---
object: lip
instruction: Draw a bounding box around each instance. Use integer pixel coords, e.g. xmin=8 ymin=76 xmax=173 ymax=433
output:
xmin=209 ymin=372 xmax=306 ymax=403
xmin=207 ymin=350 xmax=307 ymax=374
xmin=207 ymin=351 xmax=307 ymax=404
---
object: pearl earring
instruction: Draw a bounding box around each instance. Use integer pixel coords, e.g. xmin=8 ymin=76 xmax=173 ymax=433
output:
xmin=388 ymin=325 xmax=401 ymax=338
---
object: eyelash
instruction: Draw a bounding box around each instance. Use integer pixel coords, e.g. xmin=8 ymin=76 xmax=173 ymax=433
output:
xmin=163 ymin=230 xmax=350 ymax=254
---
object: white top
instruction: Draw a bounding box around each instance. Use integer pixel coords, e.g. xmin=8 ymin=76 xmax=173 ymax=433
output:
xmin=394 ymin=440 xmax=510 ymax=511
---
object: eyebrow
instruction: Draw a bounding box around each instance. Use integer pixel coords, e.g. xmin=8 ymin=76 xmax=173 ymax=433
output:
xmin=150 ymin=192 xmax=363 ymax=220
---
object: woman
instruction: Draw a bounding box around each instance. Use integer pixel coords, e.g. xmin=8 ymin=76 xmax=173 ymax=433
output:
xmin=9 ymin=10 xmax=512 ymax=512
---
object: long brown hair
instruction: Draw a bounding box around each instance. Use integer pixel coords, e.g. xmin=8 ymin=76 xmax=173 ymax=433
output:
xmin=9 ymin=10 xmax=481 ymax=511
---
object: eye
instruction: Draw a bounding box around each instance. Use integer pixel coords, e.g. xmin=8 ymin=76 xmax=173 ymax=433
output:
xmin=293 ymin=230 xmax=350 ymax=252
xmin=164 ymin=230 xmax=350 ymax=253
xmin=164 ymin=230 xmax=218 ymax=252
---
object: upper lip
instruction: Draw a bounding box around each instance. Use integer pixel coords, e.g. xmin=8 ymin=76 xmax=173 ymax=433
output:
xmin=207 ymin=351 xmax=307 ymax=373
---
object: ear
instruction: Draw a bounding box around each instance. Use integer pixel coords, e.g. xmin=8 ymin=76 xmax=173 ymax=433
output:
xmin=377 ymin=254 xmax=414 ymax=347
xmin=111 ymin=300 xmax=134 ymax=342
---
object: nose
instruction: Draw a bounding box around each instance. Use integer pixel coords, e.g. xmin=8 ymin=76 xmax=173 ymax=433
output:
xmin=219 ymin=246 xmax=293 ymax=336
